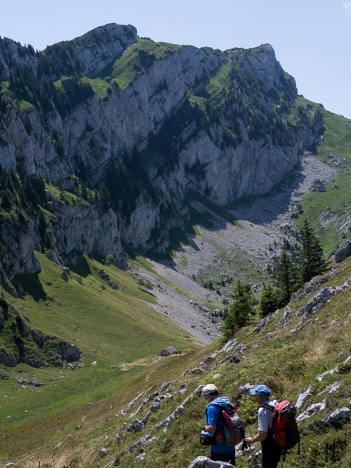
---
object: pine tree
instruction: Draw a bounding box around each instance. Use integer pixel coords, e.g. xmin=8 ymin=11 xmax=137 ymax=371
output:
xmin=260 ymin=283 xmax=280 ymax=317
xmin=299 ymin=219 xmax=328 ymax=282
xmin=222 ymin=282 xmax=255 ymax=340
xmin=274 ymin=249 xmax=299 ymax=306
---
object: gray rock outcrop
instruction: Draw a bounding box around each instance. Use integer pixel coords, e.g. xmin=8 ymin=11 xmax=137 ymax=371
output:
xmin=296 ymin=386 xmax=313 ymax=409
xmin=296 ymin=399 xmax=326 ymax=421
xmin=323 ymin=407 xmax=351 ymax=426
xmin=188 ymin=456 xmax=234 ymax=468
xmin=335 ymin=240 xmax=351 ymax=263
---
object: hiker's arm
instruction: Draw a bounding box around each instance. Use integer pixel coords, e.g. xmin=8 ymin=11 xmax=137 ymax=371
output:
xmin=204 ymin=423 xmax=217 ymax=433
xmin=245 ymin=431 xmax=268 ymax=445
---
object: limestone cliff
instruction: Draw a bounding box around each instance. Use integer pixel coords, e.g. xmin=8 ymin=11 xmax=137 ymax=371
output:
xmin=0 ymin=25 xmax=324 ymax=282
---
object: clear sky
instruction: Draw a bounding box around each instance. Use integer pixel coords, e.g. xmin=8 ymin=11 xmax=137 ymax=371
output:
xmin=1 ymin=0 xmax=350 ymax=118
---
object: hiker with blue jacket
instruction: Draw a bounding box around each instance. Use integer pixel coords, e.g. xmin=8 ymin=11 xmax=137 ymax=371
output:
xmin=202 ymin=383 xmax=236 ymax=465
xmin=244 ymin=384 xmax=282 ymax=468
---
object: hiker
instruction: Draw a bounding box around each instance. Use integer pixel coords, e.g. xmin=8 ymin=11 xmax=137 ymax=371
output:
xmin=244 ymin=384 xmax=282 ymax=468
xmin=202 ymin=383 xmax=236 ymax=465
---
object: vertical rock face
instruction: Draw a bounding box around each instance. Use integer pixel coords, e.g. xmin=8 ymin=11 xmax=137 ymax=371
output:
xmin=0 ymin=216 xmax=41 ymax=283
xmin=0 ymin=24 xmax=323 ymax=281
xmin=47 ymin=194 xmax=126 ymax=267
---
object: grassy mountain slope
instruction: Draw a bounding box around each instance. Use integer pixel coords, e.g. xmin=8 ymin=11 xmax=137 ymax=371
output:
xmin=0 ymin=253 xmax=198 ymax=437
xmin=2 ymin=252 xmax=351 ymax=467
xmin=297 ymin=103 xmax=351 ymax=253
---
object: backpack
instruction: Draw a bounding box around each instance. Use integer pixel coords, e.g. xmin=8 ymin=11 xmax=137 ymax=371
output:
xmin=211 ymin=403 xmax=246 ymax=446
xmin=262 ymin=400 xmax=300 ymax=457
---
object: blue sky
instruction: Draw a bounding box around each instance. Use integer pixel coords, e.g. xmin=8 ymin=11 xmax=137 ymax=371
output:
xmin=1 ymin=0 xmax=350 ymax=118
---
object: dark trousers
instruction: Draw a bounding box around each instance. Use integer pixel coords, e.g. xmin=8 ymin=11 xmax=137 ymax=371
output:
xmin=211 ymin=450 xmax=235 ymax=465
xmin=261 ymin=438 xmax=282 ymax=468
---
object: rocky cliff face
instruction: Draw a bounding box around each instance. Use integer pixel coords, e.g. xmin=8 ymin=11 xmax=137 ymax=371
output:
xmin=0 ymin=25 xmax=323 ymax=282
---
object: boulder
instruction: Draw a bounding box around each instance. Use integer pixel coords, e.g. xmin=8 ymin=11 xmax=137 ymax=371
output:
xmin=56 ymin=342 xmax=81 ymax=362
xmin=61 ymin=267 xmax=71 ymax=282
xmin=160 ymin=346 xmax=181 ymax=357
xmin=335 ymin=240 xmax=351 ymax=263
xmin=312 ymin=180 xmax=326 ymax=192
xmin=127 ymin=418 xmax=144 ymax=433
xmin=150 ymin=401 xmax=161 ymax=413
xmin=323 ymin=407 xmax=351 ymax=426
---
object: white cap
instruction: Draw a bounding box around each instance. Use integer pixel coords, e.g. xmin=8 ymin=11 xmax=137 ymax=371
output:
xmin=202 ymin=383 xmax=218 ymax=395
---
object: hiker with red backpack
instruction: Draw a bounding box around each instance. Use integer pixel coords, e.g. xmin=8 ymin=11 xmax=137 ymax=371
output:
xmin=244 ymin=384 xmax=300 ymax=468
xmin=201 ymin=383 xmax=245 ymax=465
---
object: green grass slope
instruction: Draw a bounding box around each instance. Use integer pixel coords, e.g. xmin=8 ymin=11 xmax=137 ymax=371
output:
xmin=2 ymin=252 xmax=351 ymax=467
xmin=290 ymin=98 xmax=351 ymax=254
xmin=0 ymin=253 xmax=198 ymax=449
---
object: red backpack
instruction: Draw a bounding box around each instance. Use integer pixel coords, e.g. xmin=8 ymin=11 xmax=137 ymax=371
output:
xmin=262 ymin=400 xmax=300 ymax=457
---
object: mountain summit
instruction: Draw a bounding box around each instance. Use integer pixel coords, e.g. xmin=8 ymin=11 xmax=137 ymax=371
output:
xmin=0 ymin=24 xmax=323 ymax=285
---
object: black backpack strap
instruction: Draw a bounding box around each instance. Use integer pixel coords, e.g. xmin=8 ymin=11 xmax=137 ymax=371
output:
xmin=260 ymin=402 xmax=275 ymax=411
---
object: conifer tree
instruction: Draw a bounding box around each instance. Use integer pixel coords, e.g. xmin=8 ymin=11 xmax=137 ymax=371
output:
xmin=222 ymin=282 xmax=255 ymax=340
xmin=260 ymin=283 xmax=280 ymax=317
xmin=299 ymin=219 xmax=328 ymax=282
xmin=274 ymin=249 xmax=298 ymax=306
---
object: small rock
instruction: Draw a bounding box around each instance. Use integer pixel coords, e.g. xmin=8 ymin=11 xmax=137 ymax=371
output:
xmin=99 ymin=447 xmax=111 ymax=457
xmin=61 ymin=267 xmax=71 ymax=282
xmin=238 ymin=383 xmax=255 ymax=396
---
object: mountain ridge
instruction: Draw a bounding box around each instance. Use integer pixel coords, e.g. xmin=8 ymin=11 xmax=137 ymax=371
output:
xmin=0 ymin=24 xmax=322 ymax=285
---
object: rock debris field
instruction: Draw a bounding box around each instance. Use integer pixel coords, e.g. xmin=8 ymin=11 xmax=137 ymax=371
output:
xmin=133 ymin=156 xmax=337 ymax=345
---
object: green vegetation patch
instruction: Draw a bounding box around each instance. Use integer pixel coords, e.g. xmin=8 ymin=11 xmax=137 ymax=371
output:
xmin=0 ymin=252 xmax=197 ymax=432
xmin=291 ymin=103 xmax=351 ymax=255
xmin=110 ymin=40 xmax=182 ymax=89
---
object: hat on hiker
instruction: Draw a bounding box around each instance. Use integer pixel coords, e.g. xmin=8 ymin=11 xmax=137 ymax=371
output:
xmin=202 ymin=383 xmax=218 ymax=395
xmin=250 ymin=384 xmax=271 ymax=398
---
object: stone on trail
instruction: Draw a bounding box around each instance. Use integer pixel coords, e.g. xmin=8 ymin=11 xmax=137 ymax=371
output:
xmin=188 ymin=456 xmax=234 ymax=467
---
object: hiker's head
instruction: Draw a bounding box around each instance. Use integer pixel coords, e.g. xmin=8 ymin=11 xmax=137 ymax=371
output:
xmin=250 ymin=384 xmax=271 ymax=403
xmin=202 ymin=383 xmax=219 ymax=401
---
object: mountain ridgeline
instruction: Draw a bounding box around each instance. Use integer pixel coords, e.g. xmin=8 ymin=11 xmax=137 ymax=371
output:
xmin=0 ymin=23 xmax=324 ymax=285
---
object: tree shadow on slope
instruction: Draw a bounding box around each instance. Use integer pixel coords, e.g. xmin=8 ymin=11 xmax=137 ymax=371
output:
xmin=69 ymin=255 xmax=92 ymax=278
xmin=14 ymin=273 xmax=47 ymax=302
